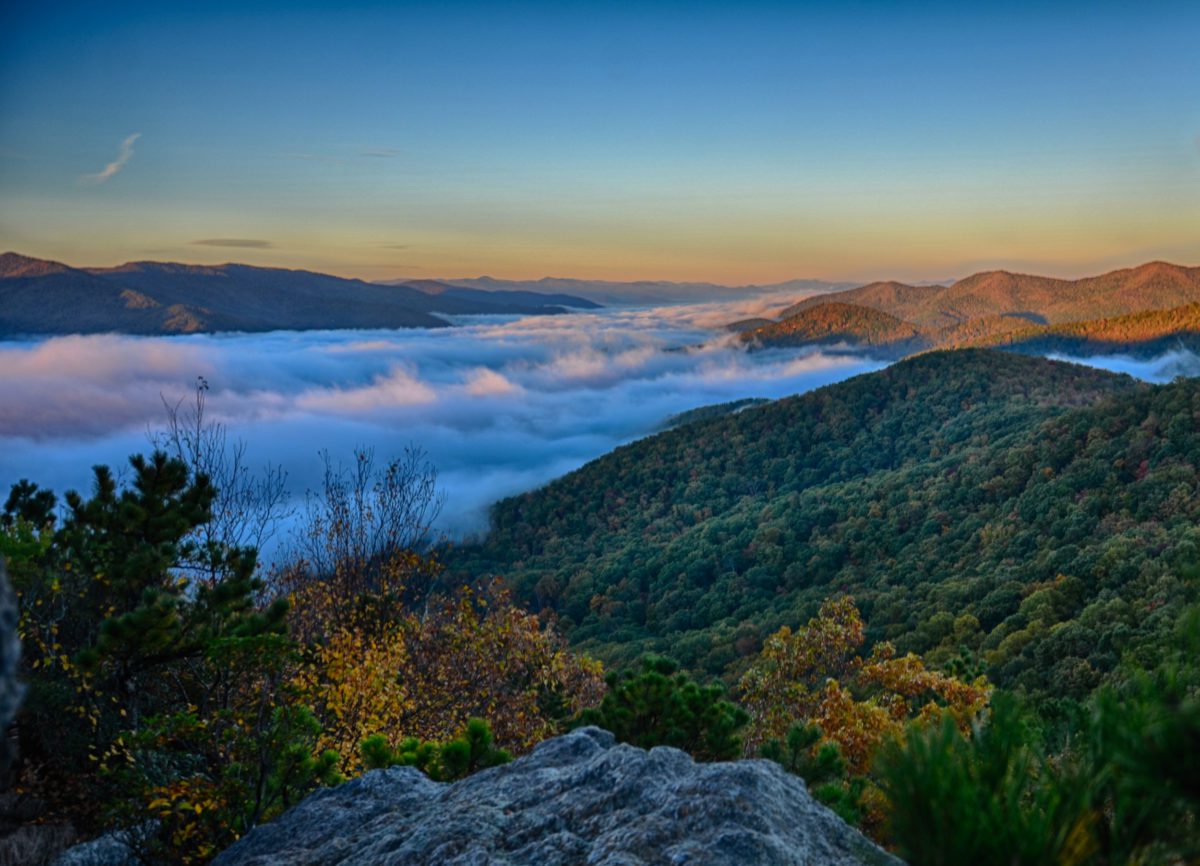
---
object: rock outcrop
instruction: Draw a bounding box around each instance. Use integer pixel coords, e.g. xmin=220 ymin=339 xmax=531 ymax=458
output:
xmin=0 ymin=558 xmax=22 ymax=775
xmin=215 ymin=727 xmax=898 ymax=866
xmin=0 ymin=560 xmax=20 ymax=732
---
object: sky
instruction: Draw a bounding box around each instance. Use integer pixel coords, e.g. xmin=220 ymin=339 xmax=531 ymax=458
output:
xmin=1 ymin=1 xmax=1198 ymax=284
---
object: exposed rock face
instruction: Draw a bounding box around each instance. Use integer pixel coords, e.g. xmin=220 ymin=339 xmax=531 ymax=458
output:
xmin=0 ymin=558 xmax=22 ymax=750
xmin=215 ymin=727 xmax=899 ymax=866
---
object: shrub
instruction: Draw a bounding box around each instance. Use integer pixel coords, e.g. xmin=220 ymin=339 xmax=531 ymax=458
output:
xmin=575 ymin=655 xmax=749 ymax=761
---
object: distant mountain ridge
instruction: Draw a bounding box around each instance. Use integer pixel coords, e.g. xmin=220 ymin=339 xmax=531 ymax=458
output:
xmin=744 ymin=261 xmax=1200 ymax=359
xmin=0 ymin=253 xmax=594 ymax=338
xmin=402 ymin=275 xmax=861 ymax=307
xmin=376 ymin=278 xmax=601 ymax=311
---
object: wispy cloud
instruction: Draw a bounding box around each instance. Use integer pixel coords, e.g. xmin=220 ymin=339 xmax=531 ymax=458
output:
xmin=191 ymin=238 xmax=274 ymax=249
xmin=362 ymin=148 xmax=401 ymax=158
xmin=80 ymin=133 xmax=141 ymax=185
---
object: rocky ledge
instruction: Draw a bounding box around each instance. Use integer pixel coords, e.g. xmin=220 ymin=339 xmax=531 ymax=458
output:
xmin=214 ymin=727 xmax=898 ymax=866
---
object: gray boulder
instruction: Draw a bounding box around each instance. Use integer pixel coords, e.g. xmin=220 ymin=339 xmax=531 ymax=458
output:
xmin=0 ymin=558 xmax=22 ymax=737
xmin=214 ymin=727 xmax=899 ymax=866
xmin=49 ymin=830 xmax=140 ymax=866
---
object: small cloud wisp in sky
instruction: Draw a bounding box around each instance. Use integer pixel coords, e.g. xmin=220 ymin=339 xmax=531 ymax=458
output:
xmin=80 ymin=133 xmax=141 ymax=185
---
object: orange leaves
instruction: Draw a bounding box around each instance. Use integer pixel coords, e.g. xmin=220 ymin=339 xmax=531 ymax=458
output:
xmin=739 ymin=596 xmax=869 ymax=752
xmin=741 ymin=596 xmax=991 ymax=774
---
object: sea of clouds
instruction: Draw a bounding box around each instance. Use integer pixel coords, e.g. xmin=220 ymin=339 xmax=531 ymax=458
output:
xmin=0 ymin=294 xmax=884 ymax=545
xmin=1 ymin=294 xmax=1193 ymax=553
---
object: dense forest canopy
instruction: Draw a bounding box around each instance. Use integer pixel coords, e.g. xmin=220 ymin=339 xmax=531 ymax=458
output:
xmin=451 ymin=349 xmax=1197 ymax=707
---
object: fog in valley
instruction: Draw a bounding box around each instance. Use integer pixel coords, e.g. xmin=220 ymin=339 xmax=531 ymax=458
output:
xmin=0 ymin=295 xmax=879 ymax=544
xmin=1 ymin=294 xmax=1194 ymax=554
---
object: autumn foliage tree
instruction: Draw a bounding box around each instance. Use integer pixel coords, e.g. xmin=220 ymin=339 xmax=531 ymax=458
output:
xmin=274 ymin=444 xmax=605 ymax=774
xmin=288 ymin=559 xmax=604 ymax=774
xmin=740 ymin=597 xmax=991 ymax=774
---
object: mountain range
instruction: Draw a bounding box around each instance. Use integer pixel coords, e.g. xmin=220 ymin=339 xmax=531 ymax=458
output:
xmin=400 ymin=275 xmax=862 ymax=307
xmin=0 ymin=253 xmax=598 ymax=338
xmin=740 ymin=261 xmax=1200 ymax=359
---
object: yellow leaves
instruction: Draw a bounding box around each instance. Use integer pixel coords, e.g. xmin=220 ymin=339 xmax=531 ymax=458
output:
xmin=741 ymin=596 xmax=991 ymax=769
xmin=292 ymin=573 xmax=603 ymax=775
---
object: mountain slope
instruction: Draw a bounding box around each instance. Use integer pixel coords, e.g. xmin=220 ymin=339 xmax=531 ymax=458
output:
xmin=0 ymin=253 xmax=239 ymax=335
xmin=86 ymin=261 xmax=461 ymax=328
xmin=452 ymin=350 xmax=1200 ymax=702
xmin=952 ymin=301 xmax=1200 ymax=358
xmin=740 ymin=302 xmax=928 ymax=358
xmin=1 ymin=253 xmax=620 ymax=338
xmin=781 ymin=262 xmax=1200 ymax=330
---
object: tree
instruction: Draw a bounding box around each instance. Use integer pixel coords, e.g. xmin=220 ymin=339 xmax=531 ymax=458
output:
xmin=152 ymin=377 xmax=291 ymax=578
xmin=290 ymin=446 xmax=443 ymax=595
xmin=10 ymin=452 xmax=292 ymax=839
xmin=759 ymin=723 xmax=862 ymax=825
xmin=575 ymin=656 xmax=748 ymax=761
xmin=291 ymin=570 xmax=604 ymax=773
xmin=740 ymin=597 xmax=990 ymax=773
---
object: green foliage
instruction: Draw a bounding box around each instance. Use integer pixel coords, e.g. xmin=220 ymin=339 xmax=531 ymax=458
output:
xmin=575 ymin=656 xmax=749 ymax=761
xmin=1 ymin=479 xmax=57 ymax=529
xmin=360 ymin=717 xmax=511 ymax=782
xmin=876 ymin=696 xmax=1089 ymax=866
xmin=453 ymin=350 xmax=1197 ymax=711
xmin=760 ymin=723 xmax=863 ymax=825
xmin=877 ymin=612 xmax=1200 ymax=866
xmin=744 ymin=301 xmax=925 ymax=357
xmin=9 ymin=452 xmax=296 ymax=839
xmin=115 ymin=702 xmax=342 ymax=864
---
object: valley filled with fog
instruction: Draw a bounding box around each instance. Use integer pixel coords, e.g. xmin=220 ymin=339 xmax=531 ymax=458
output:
xmin=0 ymin=293 xmax=1194 ymax=552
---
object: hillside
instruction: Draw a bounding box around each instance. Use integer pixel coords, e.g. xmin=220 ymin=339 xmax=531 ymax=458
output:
xmin=0 ymin=252 xmax=246 ymax=336
xmin=0 ymin=253 xmax=589 ymax=338
xmin=957 ymin=301 xmax=1200 ymax=358
xmin=451 ymin=350 xmax=1200 ymax=703
xmin=779 ymin=261 xmax=1200 ymax=330
xmin=747 ymin=261 xmax=1200 ymax=358
xmin=739 ymin=302 xmax=927 ymax=358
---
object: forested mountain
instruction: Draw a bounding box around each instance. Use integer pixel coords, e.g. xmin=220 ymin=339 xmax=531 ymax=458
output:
xmin=0 ymin=253 xmax=587 ymax=337
xmin=780 ymin=261 xmax=1200 ymax=329
xmin=452 ymin=350 xmax=1200 ymax=706
xmin=740 ymin=302 xmax=926 ymax=358
xmin=957 ymin=301 xmax=1200 ymax=358
xmin=746 ymin=261 xmax=1200 ymax=359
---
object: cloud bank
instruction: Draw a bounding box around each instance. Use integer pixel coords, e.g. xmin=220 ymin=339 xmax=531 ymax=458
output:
xmin=0 ymin=297 xmax=881 ymax=539
xmin=3 ymin=297 xmax=1186 ymax=549
xmin=81 ymin=133 xmax=141 ymax=185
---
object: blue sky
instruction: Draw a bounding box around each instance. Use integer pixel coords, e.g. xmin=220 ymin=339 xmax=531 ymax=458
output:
xmin=1 ymin=1 xmax=1197 ymax=283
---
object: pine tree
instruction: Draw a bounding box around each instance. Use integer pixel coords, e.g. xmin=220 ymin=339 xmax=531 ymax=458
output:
xmin=576 ymin=656 xmax=748 ymax=761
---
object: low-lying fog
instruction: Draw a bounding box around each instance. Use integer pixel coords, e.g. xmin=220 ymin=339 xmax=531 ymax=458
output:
xmin=1 ymin=293 xmax=1195 ymax=552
